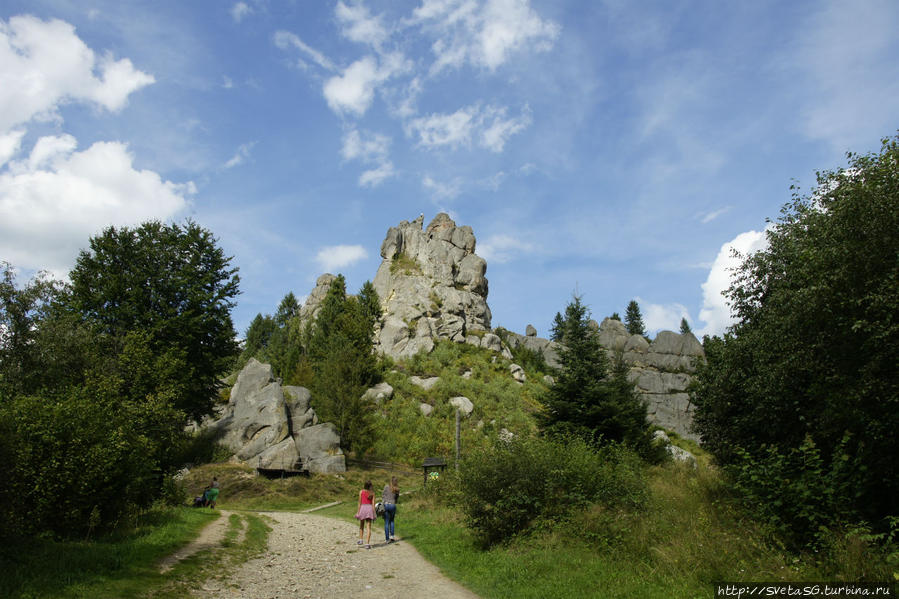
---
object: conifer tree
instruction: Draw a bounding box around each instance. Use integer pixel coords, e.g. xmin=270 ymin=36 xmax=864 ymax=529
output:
xmin=679 ymin=317 xmax=691 ymax=335
xmin=541 ymin=295 xmax=652 ymax=454
xmin=624 ymin=300 xmax=646 ymax=336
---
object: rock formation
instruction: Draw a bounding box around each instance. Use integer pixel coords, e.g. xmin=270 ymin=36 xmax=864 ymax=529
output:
xmin=372 ymin=213 xmax=491 ymax=358
xmin=502 ymin=319 xmax=704 ymax=441
xmin=205 ymin=359 xmax=346 ymax=473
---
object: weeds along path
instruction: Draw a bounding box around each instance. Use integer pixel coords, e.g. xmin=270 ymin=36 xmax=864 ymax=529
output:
xmin=192 ymin=510 xmax=479 ymax=599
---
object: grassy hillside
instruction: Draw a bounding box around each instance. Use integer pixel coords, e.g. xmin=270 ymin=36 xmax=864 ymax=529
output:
xmin=367 ymin=340 xmax=551 ymax=464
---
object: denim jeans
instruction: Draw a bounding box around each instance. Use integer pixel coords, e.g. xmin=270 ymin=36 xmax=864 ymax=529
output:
xmin=383 ymin=502 xmax=396 ymax=540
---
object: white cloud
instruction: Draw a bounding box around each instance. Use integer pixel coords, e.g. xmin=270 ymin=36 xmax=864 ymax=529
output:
xmin=359 ymin=162 xmax=395 ymax=187
xmin=0 ymin=15 xmax=155 ymax=133
xmin=477 ymin=233 xmax=533 ymax=263
xmin=479 ymin=104 xmax=532 ymax=152
xmin=341 ymin=129 xmax=395 ymax=187
xmin=407 ymin=103 xmax=531 ymax=151
xmin=0 ymin=130 xmax=25 ymax=168
xmin=336 ymin=1 xmax=389 ymax=48
xmin=222 ymin=76 xmax=234 ymax=89
xmin=315 ymin=244 xmax=368 ymax=271
xmin=273 ymin=31 xmax=337 ymax=72
xmin=231 ymin=2 xmax=253 ymax=23
xmin=0 ymin=137 xmax=193 ymax=274
xmin=407 ymin=106 xmax=477 ymax=148
xmin=634 ymin=297 xmax=691 ymax=334
xmin=412 ymin=0 xmax=560 ymax=73
xmin=698 ymin=206 xmax=732 ymax=224
xmin=423 ymin=175 xmax=461 ymax=199
xmin=323 ymin=53 xmax=408 ymax=116
xmin=697 ymin=228 xmax=771 ymax=337
xmin=224 ymin=142 xmax=256 ymax=169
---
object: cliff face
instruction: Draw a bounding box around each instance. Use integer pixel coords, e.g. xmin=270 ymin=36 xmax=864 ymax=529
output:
xmin=372 ymin=213 xmax=491 ymax=358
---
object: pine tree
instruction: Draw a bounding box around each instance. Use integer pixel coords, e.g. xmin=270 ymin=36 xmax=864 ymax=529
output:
xmin=540 ymin=295 xmax=652 ymax=453
xmin=550 ymin=311 xmax=565 ymax=341
xmin=610 ymin=312 xmax=621 ymax=321
xmin=679 ymin=317 xmax=691 ymax=335
xmin=624 ymin=300 xmax=646 ymax=336
xmin=306 ymin=276 xmax=380 ymax=453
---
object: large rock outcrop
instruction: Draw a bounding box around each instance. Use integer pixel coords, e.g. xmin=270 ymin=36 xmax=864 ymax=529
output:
xmin=503 ymin=320 xmax=704 ymax=441
xmin=372 ymin=213 xmax=492 ymax=359
xmin=205 ymin=359 xmax=346 ymax=473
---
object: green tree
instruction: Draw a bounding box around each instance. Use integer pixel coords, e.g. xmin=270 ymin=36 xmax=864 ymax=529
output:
xmin=624 ymin=300 xmax=645 ymax=336
xmin=609 ymin=312 xmax=621 ymax=321
xmin=69 ymin=221 xmax=240 ymax=421
xmin=691 ymin=135 xmax=899 ymax=545
xmin=679 ymin=318 xmax=691 ymax=335
xmin=540 ymin=295 xmax=652 ymax=454
xmin=550 ymin=311 xmax=565 ymax=341
xmin=307 ymin=275 xmax=380 ymax=453
xmin=275 ymin=292 xmax=300 ymax=326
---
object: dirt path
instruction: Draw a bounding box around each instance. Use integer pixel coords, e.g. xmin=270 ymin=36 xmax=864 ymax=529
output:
xmin=159 ymin=510 xmax=235 ymax=573
xmin=191 ymin=511 xmax=480 ymax=599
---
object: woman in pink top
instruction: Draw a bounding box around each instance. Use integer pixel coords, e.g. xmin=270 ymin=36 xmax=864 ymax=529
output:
xmin=355 ymin=480 xmax=376 ymax=549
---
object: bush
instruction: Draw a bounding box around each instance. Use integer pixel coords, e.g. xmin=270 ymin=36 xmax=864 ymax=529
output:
xmin=458 ymin=435 xmax=647 ymax=545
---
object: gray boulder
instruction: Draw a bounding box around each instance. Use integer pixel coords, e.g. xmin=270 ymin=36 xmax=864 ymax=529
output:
xmin=525 ymin=324 xmax=537 ymax=337
xmin=419 ymin=403 xmax=434 ymax=417
xmin=204 ymin=359 xmax=345 ymax=473
xmin=362 ymin=382 xmax=394 ymax=404
xmin=295 ymin=423 xmax=346 ymax=473
xmin=409 ymin=375 xmax=440 ymax=390
xmin=449 ymin=396 xmax=474 ymax=416
xmin=510 ymin=363 xmax=526 ymax=383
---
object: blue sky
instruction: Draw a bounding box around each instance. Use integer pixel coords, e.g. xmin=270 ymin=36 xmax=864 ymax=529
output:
xmin=2 ymin=0 xmax=897 ymax=340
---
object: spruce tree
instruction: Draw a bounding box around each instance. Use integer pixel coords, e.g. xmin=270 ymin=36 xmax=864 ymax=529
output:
xmin=541 ymin=295 xmax=651 ymax=453
xmin=679 ymin=317 xmax=691 ymax=335
xmin=624 ymin=300 xmax=646 ymax=336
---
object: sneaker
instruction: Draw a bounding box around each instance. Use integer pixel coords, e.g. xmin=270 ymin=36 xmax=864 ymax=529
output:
xmin=357 ymin=540 xmax=363 ymax=545
xmin=366 ymin=544 xmax=372 ymax=550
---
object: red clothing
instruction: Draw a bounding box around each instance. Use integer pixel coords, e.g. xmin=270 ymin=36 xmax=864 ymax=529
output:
xmin=359 ymin=489 xmax=373 ymax=505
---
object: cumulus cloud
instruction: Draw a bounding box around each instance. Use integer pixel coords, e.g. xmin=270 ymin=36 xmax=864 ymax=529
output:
xmin=0 ymin=130 xmax=25 ymax=168
xmin=634 ymin=297 xmax=691 ymax=334
xmin=407 ymin=103 xmax=531 ymax=151
xmin=697 ymin=228 xmax=771 ymax=337
xmin=231 ymin=2 xmax=253 ymax=23
xmin=412 ymin=0 xmax=560 ymax=73
xmin=0 ymin=137 xmax=193 ymax=274
xmin=315 ymin=244 xmax=368 ymax=271
xmin=477 ymin=233 xmax=534 ymax=263
xmin=323 ymin=53 xmax=408 ymax=116
xmin=341 ymin=129 xmax=395 ymax=187
xmin=0 ymin=15 xmax=155 ymax=132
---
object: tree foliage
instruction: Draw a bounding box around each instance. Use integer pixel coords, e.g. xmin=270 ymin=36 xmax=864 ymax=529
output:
xmin=624 ymin=300 xmax=645 ymax=336
xmin=540 ymin=296 xmax=653 ymax=455
xmin=0 ymin=221 xmax=241 ymax=538
xmin=679 ymin=318 xmax=691 ymax=335
xmin=307 ymin=275 xmax=381 ymax=453
xmin=690 ymin=135 xmax=899 ymax=545
xmin=69 ymin=221 xmax=240 ymax=420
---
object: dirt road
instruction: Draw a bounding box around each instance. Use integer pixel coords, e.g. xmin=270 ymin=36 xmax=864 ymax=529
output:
xmin=190 ymin=510 xmax=480 ymax=599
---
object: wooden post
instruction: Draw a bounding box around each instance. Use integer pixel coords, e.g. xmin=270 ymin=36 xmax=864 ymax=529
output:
xmin=455 ymin=408 xmax=461 ymax=470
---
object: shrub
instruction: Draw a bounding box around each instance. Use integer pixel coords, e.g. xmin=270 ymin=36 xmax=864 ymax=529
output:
xmin=458 ymin=435 xmax=646 ymax=545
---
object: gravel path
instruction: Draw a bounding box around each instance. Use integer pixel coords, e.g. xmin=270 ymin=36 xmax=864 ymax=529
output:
xmin=193 ymin=511 xmax=480 ymax=599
